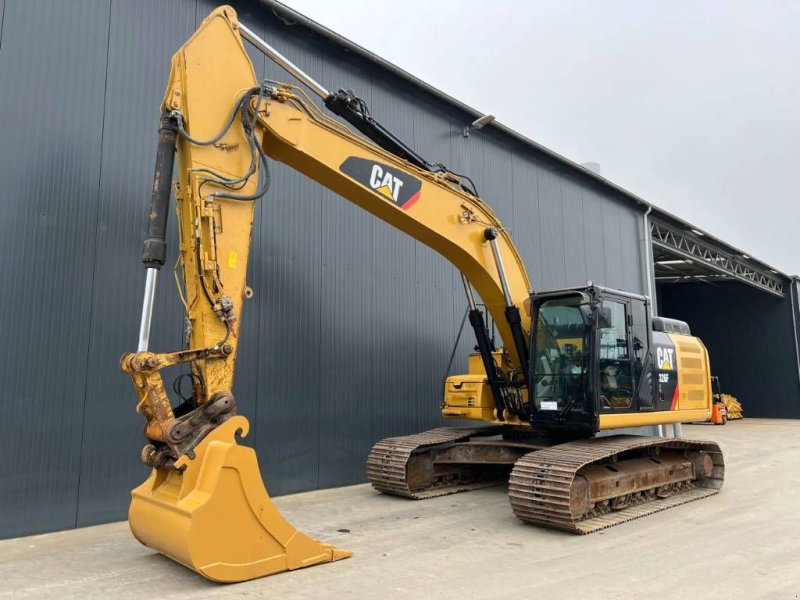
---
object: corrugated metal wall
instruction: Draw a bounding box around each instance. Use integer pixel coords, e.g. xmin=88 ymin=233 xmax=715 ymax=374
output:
xmin=0 ymin=0 xmax=646 ymax=539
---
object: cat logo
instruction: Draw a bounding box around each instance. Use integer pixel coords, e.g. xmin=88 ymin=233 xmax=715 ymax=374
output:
xmin=369 ymin=164 xmax=404 ymax=201
xmin=339 ymin=156 xmax=422 ymax=210
xmin=657 ymin=347 xmax=675 ymax=371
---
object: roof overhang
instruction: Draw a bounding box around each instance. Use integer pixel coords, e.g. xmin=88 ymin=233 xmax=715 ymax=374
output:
xmin=651 ymin=218 xmax=784 ymax=297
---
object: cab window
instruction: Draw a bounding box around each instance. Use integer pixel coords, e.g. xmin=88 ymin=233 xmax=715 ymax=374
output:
xmin=598 ymin=300 xmax=633 ymax=409
xmin=532 ymin=297 xmax=589 ymax=413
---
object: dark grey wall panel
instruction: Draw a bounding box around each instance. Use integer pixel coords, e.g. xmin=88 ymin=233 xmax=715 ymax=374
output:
xmin=0 ymin=0 xmax=111 ymax=537
xmin=560 ymin=178 xmax=588 ymax=286
xmin=536 ymin=168 xmax=568 ymax=289
xmin=659 ymin=282 xmax=800 ymax=418
xmin=74 ymin=0 xmax=197 ymax=529
xmin=474 ymin=133 xmax=515 ymax=227
xmin=601 ymin=196 xmax=625 ymax=287
xmin=581 ymin=188 xmax=607 ymax=286
xmin=0 ymin=0 xmax=649 ymax=538
xmin=618 ymin=205 xmax=645 ymax=292
xmin=509 ymin=152 xmax=542 ymax=289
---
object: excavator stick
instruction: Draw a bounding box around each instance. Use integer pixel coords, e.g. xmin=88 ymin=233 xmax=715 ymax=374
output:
xmin=125 ymin=7 xmax=350 ymax=582
xmin=129 ymin=417 xmax=350 ymax=582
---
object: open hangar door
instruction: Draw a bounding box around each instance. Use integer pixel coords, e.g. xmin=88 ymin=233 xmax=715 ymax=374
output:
xmin=650 ymin=217 xmax=800 ymax=419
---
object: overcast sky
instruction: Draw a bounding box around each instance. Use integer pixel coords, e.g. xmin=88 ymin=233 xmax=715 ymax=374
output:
xmin=284 ymin=0 xmax=799 ymax=274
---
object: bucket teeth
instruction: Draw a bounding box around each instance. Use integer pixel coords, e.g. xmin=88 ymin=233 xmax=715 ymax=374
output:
xmin=129 ymin=415 xmax=351 ymax=582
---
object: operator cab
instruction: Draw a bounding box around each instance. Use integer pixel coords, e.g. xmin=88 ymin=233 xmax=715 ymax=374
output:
xmin=528 ymin=284 xmax=655 ymax=433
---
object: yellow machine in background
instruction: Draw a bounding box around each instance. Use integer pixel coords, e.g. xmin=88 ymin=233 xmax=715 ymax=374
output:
xmin=122 ymin=6 xmax=723 ymax=582
xmin=722 ymin=394 xmax=744 ymax=419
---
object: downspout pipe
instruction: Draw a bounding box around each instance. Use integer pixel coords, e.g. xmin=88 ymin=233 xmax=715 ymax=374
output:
xmin=643 ymin=205 xmax=654 ymax=315
xmin=644 ymin=206 xmax=682 ymax=438
xmin=790 ymin=277 xmax=800 ymax=384
xmin=640 ymin=206 xmax=666 ymax=438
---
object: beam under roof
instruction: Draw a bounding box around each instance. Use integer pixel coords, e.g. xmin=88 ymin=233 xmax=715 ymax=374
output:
xmin=650 ymin=219 xmax=783 ymax=297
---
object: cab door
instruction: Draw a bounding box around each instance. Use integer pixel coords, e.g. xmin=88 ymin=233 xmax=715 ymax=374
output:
xmin=597 ymin=298 xmax=635 ymax=412
xmin=597 ymin=294 xmax=656 ymax=413
xmin=629 ymin=297 xmax=656 ymax=411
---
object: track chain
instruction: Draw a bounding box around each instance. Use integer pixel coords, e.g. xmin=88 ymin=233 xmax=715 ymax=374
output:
xmin=367 ymin=426 xmax=504 ymax=499
xmin=508 ymin=435 xmax=725 ymax=534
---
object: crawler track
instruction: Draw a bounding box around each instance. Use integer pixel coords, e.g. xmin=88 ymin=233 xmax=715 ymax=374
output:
xmin=367 ymin=426 xmax=509 ymax=499
xmin=508 ymin=435 xmax=725 ymax=534
xmin=369 ymin=430 xmax=725 ymax=534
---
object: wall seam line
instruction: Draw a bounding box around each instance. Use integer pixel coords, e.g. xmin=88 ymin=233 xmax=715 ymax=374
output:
xmin=74 ymin=0 xmax=114 ymax=529
xmin=0 ymin=0 xmax=7 ymax=53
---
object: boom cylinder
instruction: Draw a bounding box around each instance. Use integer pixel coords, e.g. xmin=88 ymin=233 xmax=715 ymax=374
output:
xmin=485 ymin=228 xmax=513 ymax=307
xmin=485 ymin=228 xmax=530 ymax=381
xmin=461 ymin=275 xmax=507 ymax=421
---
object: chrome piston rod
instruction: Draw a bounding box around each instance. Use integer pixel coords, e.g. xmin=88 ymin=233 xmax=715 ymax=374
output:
xmin=137 ymin=268 xmax=158 ymax=352
xmin=239 ymin=23 xmax=330 ymax=100
xmin=461 ymin=273 xmax=478 ymax=310
xmin=486 ymin=232 xmax=514 ymax=307
xmin=484 ymin=228 xmax=531 ymax=380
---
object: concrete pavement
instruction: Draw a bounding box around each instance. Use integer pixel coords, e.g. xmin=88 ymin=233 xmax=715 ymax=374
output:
xmin=1 ymin=419 xmax=798 ymax=599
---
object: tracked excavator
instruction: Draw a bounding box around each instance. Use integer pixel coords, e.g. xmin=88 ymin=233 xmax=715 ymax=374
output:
xmin=121 ymin=6 xmax=724 ymax=583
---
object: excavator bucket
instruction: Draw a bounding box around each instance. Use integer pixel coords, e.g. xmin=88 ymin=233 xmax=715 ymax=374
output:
xmin=129 ymin=416 xmax=351 ymax=582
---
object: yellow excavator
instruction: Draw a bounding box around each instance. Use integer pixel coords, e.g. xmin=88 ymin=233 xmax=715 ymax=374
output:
xmin=121 ymin=6 xmax=724 ymax=583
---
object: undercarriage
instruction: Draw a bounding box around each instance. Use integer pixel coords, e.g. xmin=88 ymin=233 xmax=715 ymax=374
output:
xmin=367 ymin=427 xmax=724 ymax=533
